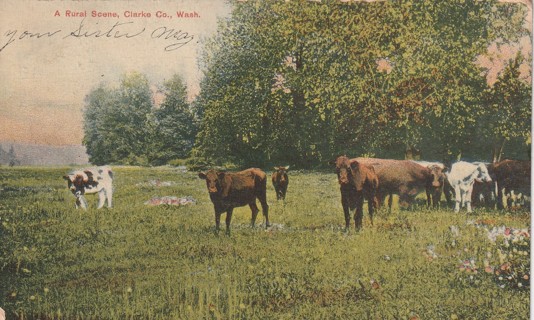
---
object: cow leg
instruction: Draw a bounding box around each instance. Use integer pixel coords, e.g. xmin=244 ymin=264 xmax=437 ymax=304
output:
xmin=388 ymin=193 xmax=393 ymax=213
xmin=341 ymin=192 xmax=351 ymax=231
xmin=365 ymin=188 xmax=376 ymax=227
xmin=249 ymin=202 xmax=259 ymax=227
xmin=282 ymin=185 xmax=288 ymax=200
xmin=497 ymin=185 xmax=505 ymax=210
xmin=97 ymin=189 xmax=106 ymax=209
xmin=225 ymin=209 xmax=233 ymax=235
xmin=258 ymin=193 xmax=270 ymax=228
xmin=354 ymin=192 xmax=364 ymax=231
xmin=444 ymin=182 xmax=454 ymax=208
xmin=214 ymin=210 xmax=222 ymax=233
xmin=426 ymin=187 xmax=436 ymax=208
xmin=106 ymin=186 xmax=113 ymax=208
xmin=454 ymin=185 xmax=462 ymax=213
xmin=465 ymin=188 xmax=473 ymax=213
xmin=274 ymin=186 xmax=280 ymax=200
xmin=507 ymin=190 xmax=514 ymax=209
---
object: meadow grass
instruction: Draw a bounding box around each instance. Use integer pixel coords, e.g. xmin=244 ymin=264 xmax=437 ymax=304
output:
xmin=0 ymin=166 xmax=530 ymax=319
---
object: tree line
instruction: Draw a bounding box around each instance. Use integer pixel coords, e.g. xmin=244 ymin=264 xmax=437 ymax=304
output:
xmin=83 ymin=0 xmax=531 ymax=168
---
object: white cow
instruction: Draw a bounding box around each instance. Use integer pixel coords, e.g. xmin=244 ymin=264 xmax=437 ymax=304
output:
xmin=63 ymin=166 xmax=113 ymax=209
xmin=446 ymin=161 xmax=492 ymax=213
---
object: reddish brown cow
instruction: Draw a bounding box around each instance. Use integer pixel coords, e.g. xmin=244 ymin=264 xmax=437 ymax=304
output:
xmin=492 ymin=159 xmax=531 ymax=210
xmin=334 ymin=156 xmax=379 ymax=231
xmin=272 ymin=166 xmax=289 ymax=200
xmin=355 ymin=158 xmax=436 ymax=210
xmin=198 ymin=168 xmax=270 ymax=234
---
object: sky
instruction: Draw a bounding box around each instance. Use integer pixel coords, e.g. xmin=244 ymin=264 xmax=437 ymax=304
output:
xmin=0 ymin=0 xmax=231 ymax=145
xmin=0 ymin=0 xmax=531 ymax=146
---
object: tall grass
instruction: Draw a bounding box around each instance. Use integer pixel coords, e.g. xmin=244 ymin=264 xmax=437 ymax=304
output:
xmin=0 ymin=167 xmax=530 ymax=319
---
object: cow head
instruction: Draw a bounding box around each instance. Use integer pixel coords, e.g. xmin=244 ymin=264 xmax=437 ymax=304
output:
xmin=428 ymin=164 xmax=445 ymax=188
xmin=475 ymin=163 xmax=492 ymax=183
xmin=198 ymin=169 xmax=225 ymax=194
xmin=63 ymin=171 xmax=90 ymax=196
xmin=273 ymin=166 xmax=289 ymax=183
xmin=334 ymin=156 xmax=353 ymax=186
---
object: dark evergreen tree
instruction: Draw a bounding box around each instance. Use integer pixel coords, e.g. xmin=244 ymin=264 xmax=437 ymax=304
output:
xmin=150 ymin=75 xmax=196 ymax=165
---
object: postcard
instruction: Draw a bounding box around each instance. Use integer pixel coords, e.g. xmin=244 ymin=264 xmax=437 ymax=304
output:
xmin=0 ymin=1 xmax=531 ymax=319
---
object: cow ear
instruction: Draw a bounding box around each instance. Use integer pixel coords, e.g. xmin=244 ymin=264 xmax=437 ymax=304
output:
xmin=217 ymin=172 xmax=225 ymax=179
xmin=198 ymin=172 xmax=207 ymax=179
xmin=350 ymin=160 xmax=359 ymax=169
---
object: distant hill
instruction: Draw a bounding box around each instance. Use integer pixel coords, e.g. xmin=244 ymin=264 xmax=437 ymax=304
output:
xmin=0 ymin=142 xmax=89 ymax=166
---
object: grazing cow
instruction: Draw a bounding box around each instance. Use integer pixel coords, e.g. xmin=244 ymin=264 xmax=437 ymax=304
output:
xmin=355 ymin=158 xmax=436 ymax=210
xmin=412 ymin=161 xmax=447 ymax=208
xmin=446 ymin=161 xmax=492 ymax=213
xmin=334 ymin=156 xmax=378 ymax=231
xmin=491 ymin=159 xmax=531 ymax=210
xmin=471 ymin=179 xmax=496 ymax=209
xmin=63 ymin=166 xmax=113 ymax=209
xmin=272 ymin=166 xmax=289 ymax=200
xmin=198 ymin=168 xmax=270 ymax=234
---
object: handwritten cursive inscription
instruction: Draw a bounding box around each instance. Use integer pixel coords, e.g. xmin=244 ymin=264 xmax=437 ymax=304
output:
xmin=151 ymin=27 xmax=194 ymax=51
xmin=0 ymin=19 xmax=195 ymax=53
xmin=64 ymin=19 xmax=145 ymax=39
xmin=1 ymin=29 xmax=61 ymax=52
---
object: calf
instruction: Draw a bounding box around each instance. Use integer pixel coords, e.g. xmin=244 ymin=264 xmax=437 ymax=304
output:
xmin=198 ymin=168 xmax=270 ymax=234
xmin=334 ymin=156 xmax=378 ymax=231
xmin=356 ymin=158 xmax=435 ymax=211
xmin=63 ymin=166 xmax=113 ymax=209
xmin=446 ymin=161 xmax=492 ymax=213
xmin=492 ymin=159 xmax=531 ymax=210
xmin=272 ymin=166 xmax=289 ymax=200
xmin=412 ymin=161 xmax=447 ymax=208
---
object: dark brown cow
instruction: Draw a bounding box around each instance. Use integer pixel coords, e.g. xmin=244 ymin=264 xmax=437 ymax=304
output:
xmin=492 ymin=159 xmax=531 ymax=210
xmin=471 ymin=180 xmax=496 ymax=209
xmin=198 ymin=168 xmax=270 ymax=234
xmin=412 ymin=161 xmax=447 ymax=208
xmin=334 ymin=156 xmax=379 ymax=231
xmin=355 ymin=158 xmax=436 ymax=210
xmin=272 ymin=166 xmax=289 ymax=200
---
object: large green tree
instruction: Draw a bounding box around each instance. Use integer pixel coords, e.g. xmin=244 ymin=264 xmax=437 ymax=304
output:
xmin=194 ymin=0 xmax=530 ymax=167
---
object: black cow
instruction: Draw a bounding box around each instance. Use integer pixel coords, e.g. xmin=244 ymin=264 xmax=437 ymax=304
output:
xmin=272 ymin=166 xmax=289 ymax=200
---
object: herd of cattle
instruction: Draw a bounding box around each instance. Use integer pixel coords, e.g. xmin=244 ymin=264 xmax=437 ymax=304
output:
xmin=64 ymin=158 xmax=530 ymax=233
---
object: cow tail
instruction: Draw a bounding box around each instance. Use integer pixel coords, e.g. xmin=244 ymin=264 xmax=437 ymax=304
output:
xmin=108 ymin=169 xmax=114 ymax=180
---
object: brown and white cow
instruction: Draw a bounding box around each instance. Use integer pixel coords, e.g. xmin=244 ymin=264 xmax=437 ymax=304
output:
xmin=272 ymin=166 xmax=289 ymax=200
xmin=198 ymin=168 xmax=270 ymax=234
xmin=334 ymin=156 xmax=379 ymax=231
xmin=63 ymin=166 xmax=113 ymax=209
xmin=492 ymin=159 xmax=531 ymax=210
xmin=355 ymin=158 xmax=436 ymax=211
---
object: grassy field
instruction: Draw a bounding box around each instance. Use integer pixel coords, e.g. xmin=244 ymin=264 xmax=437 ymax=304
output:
xmin=0 ymin=166 xmax=530 ymax=319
